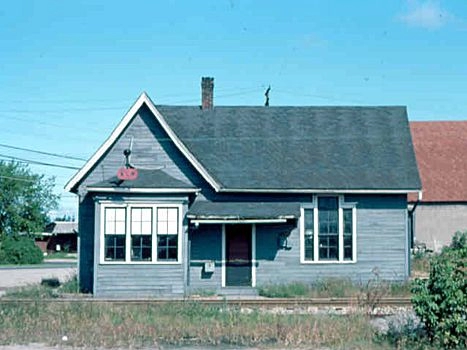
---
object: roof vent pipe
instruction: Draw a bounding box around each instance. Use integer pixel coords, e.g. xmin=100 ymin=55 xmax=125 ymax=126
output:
xmin=201 ymin=77 xmax=214 ymax=110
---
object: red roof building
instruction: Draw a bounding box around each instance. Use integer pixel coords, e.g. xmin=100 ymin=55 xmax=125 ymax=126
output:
xmin=410 ymin=121 xmax=467 ymax=251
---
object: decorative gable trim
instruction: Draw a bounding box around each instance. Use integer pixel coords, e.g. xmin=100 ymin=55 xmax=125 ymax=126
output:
xmin=64 ymin=92 xmax=222 ymax=193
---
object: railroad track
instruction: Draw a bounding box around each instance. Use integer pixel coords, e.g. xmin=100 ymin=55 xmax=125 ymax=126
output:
xmin=0 ymin=297 xmax=412 ymax=307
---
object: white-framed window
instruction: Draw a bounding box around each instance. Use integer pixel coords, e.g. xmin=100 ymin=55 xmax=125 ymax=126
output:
xmin=130 ymin=207 xmax=153 ymax=261
xmin=100 ymin=203 xmax=182 ymax=264
xmin=300 ymin=195 xmax=357 ymax=264
xmin=104 ymin=207 xmax=126 ymax=261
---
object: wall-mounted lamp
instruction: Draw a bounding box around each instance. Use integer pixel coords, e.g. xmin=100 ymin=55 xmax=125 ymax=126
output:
xmin=277 ymin=232 xmax=292 ymax=250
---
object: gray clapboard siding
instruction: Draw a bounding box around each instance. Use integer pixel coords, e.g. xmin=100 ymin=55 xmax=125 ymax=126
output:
xmin=92 ymin=201 xmax=189 ymax=298
xmin=255 ymin=195 xmax=408 ymax=285
xmin=75 ymin=101 xmax=411 ymax=296
xmin=76 ymin=103 xmax=206 ymax=297
xmin=189 ymin=224 xmax=222 ymax=292
xmin=78 ymin=104 xmax=208 ymax=192
xmin=95 ymin=265 xmax=185 ymax=297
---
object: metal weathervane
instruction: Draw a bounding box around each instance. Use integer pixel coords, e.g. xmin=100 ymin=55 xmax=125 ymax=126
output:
xmin=117 ymin=137 xmax=138 ymax=180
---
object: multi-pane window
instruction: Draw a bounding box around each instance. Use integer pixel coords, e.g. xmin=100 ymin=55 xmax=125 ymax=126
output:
xmin=131 ymin=208 xmax=152 ymax=261
xmin=104 ymin=208 xmax=126 ymax=261
xmin=343 ymin=208 xmax=353 ymax=261
xmin=101 ymin=205 xmax=181 ymax=264
xmin=304 ymin=208 xmax=314 ymax=260
xmin=318 ymin=197 xmax=339 ymax=260
xmin=301 ymin=196 xmax=356 ymax=263
xmin=157 ymin=207 xmax=179 ymax=261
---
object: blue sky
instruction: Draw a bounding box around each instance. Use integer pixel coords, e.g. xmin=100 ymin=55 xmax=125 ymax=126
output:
xmin=1 ymin=0 xmax=466 ymax=217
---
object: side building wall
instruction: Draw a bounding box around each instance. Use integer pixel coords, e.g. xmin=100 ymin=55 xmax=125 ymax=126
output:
xmin=75 ymin=103 xmax=206 ymax=295
xmin=414 ymin=203 xmax=467 ymax=252
xmin=188 ymin=194 xmax=409 ymax=292
xmin=92 ymin=195 xmax=190 ymax=298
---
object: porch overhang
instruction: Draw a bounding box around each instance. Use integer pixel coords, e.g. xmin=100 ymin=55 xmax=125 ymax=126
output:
xmin=187 ymin=201 xmax=299 ymax=224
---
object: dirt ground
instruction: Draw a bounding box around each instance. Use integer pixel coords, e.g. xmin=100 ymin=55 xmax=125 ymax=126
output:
xmin=0 ymin=263 xmax=76 ymax=296
xmin=0 ymin=345 xmax=305 ymax=350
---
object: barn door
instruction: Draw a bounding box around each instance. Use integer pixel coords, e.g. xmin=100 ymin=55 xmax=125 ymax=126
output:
xmin=225 ymin=224 xmax=252 ymax=286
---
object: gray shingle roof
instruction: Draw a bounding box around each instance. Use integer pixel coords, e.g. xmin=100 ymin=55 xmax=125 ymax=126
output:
xmin=157 ymin=106 xmax=421 ymax=191
xmin=187 ymin=201 xmax=300 ymax=219
xmin=88 ymin=169 xmax=197 ymax=189
xmin=45 ymin=221 xmax=78 ymax=235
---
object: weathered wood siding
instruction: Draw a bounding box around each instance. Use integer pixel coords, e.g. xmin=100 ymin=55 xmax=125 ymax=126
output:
xmin=76 ymin=104 xmax=206 ymax=297
xmin=93 ymin=199 xmax=189 ymax=298
xmin=75 ymin=102 xmax=410 ymax=296
xmin=188 ymin=224 xmax=222 ymax=293
xmin=77 ymin=104 xmax=207 ymax=192
xmin=187 ymin=194 xmax=409 ymax=292
xmin=255 ymin=194 xmax=409 ymax=285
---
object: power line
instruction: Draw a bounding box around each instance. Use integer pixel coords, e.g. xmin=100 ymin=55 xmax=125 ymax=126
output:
xmin=3 ymin=106 xmax=127 ymax=113
xmin=0 ymin=154 xmax=80 ymax=170
xmin=0 ymin=143 xmax=86 ymax=161
xmin=0 ymin=113 xmax=105 ymax=133
xmin=0 ymin=86 xmax=262 ymax=105
xmin=0 ymin=87 xmax=266 ymax=114
xmin=273 ymin=88 xmax=366 ymax=104
xmin=0 ymin=175 xmax=36 ymax=183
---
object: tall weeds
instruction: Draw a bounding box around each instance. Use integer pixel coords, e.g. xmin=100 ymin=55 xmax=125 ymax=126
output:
xmin=0 ymin=301 xmax=378 ymax=348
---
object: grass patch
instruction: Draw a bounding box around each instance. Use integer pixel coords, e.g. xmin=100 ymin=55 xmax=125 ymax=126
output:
xmin=44 ymin=252 xmax=77 ymax=260
xmin=258 ymin=282 xmax=309 ymax=298
xmin=0 ymin=301 xmax=390 ymax=348
xmin=4 ymin=275 xmax=79 ymax=298
xmin=258 ymin=278 xmax=412 ymax=299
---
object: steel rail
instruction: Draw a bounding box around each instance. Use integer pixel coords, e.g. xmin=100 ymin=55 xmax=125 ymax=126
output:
xmin=0 ymin=297 xmax=412 ymax=307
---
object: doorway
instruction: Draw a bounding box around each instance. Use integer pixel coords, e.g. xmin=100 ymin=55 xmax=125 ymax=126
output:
xmin=225 ymin=224 xmax=252 ymax=287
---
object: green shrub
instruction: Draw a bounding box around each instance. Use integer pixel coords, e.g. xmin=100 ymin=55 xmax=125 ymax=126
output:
xmin=412 ymin=231 xmax=467 ymax=349
xmin=0 ymin=235 xmax=44 ymax=264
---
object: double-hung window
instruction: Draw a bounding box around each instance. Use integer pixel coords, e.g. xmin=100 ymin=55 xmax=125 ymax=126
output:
xmin=156 ymin=207 xmax=179 ymax=261
xmin=101 ymin=204 xmax=182 ymax=264
xmin=130 ymin=208 xmax=152 ymax=261
xmin=104 ymin=208 xmax=126 ymax=261
xmin=300 ymin=196 xmax=356 ymax=263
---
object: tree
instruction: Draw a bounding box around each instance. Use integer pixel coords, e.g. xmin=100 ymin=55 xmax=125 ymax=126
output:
xmin=412 ymin=231 xmax=467 ymax=349
xmin=0 ymin=161 xmax=59 ymax=237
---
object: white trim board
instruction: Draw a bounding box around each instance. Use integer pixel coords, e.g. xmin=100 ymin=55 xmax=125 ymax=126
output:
xmin=191 ymin=219 xmax=287 ymax=224
xmin=219 ymin=188 xmax=421 ymax=195
xmin=221 ymin=224 xmax=226 ymax=288
xmin=98 ymin=202 xmax=183 ymax=265
xmin=87 ymin=187 xmax=200 ymax=194
xmin=64 ymin=92 xmax=221 ymax=193
xmin=299 ymin=195 xmax=357 ymax=264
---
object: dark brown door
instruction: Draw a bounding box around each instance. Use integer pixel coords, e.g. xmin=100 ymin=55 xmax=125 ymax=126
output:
xmin=226 ymin=224 xmax=252 ymax=286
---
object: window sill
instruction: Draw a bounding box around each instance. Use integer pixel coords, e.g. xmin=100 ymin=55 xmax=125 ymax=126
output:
xmin=99 ymin=261 xmax=182 ymax=266
xmin=300 ymin=260 xmax=357 ymax=265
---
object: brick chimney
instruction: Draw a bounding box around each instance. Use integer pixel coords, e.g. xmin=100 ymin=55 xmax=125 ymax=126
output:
xmin=201 ymin=77 xmax=214 ymax=110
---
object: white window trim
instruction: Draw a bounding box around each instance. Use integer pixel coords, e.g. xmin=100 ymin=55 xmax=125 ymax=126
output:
xmin=300 ymin=195 xmax=357 ymax=264
xmin=221 ymin=224 xmax=226 ymax=287
xmin=99 ymin=202 xmax=183 ymax=265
